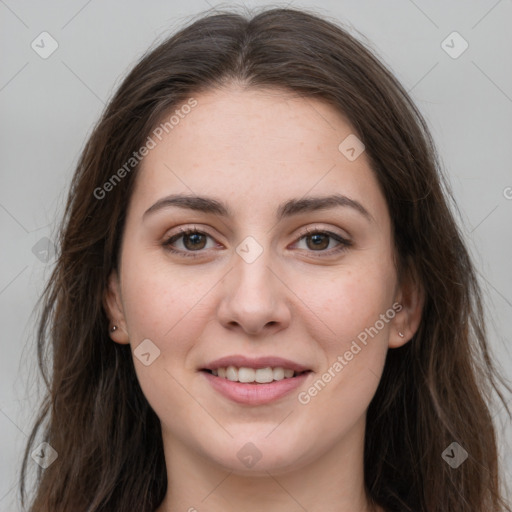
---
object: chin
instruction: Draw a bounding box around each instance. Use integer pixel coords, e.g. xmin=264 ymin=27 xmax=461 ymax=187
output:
xmin=200 ymin=436 xmax=312 ymax=476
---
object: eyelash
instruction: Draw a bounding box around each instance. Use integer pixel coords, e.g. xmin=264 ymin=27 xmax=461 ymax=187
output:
xmin=162 ymin=226 xmax=352 ymax=259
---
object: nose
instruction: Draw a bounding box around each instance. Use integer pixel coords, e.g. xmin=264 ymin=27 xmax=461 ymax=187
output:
xmin=217 ymin=246 xmax=291 ymax=336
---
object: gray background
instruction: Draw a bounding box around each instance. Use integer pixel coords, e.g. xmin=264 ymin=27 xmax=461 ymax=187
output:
xmin=1 ymin=0 xmax=511 ymax=509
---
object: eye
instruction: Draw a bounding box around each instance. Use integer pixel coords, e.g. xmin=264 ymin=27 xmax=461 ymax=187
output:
xmin=162 ymin=225 xmax=352 ymax=259
xmin=292 ymin=227 xmax=352 ymax=257
xmin=162 ymin=227 xmax=218 ymax=258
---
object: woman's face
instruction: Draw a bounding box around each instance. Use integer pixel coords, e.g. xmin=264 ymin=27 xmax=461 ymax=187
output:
xmin=105 ymin=85 xmax=418 ymax=475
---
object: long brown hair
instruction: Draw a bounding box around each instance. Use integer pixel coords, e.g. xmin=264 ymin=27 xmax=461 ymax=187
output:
xmin=19 ymin=6 xmax=512 ymax=511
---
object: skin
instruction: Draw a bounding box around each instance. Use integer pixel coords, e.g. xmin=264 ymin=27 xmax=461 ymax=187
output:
xmin=104 ymin=85 xmax=423 ymax=512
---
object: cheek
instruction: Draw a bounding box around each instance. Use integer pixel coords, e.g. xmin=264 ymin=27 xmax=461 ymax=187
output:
xmin=296 ymin=267 xmax=393 ymax=426
xmin=119 ymin=256 xmax=212 ymax=423
xmin=297 ymin=258 xmax=396 ymax=349
xmin=119 ymin=253 xmax=211 ymax=355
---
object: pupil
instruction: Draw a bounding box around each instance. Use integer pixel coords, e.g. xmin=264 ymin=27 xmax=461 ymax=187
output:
xmin=185 ymin=233 xmax=205 ymax=250
xmin=309 ymin=234 xmax=328 ymax=250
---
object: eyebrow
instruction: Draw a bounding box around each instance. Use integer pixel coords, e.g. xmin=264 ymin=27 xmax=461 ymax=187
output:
xmin=143 ymin=193 xmax=373 ymax=222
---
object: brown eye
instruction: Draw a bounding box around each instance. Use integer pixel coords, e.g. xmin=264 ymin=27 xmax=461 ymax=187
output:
xmin=181 ymin=232 xmax=207 ymax=250
xmin=163 ymin=229 xmax=217 ymax=258
xmin=305 ymin=232 xmax=330 ymax=251
xmin=294 ymin=228 xmax=352 ymax=257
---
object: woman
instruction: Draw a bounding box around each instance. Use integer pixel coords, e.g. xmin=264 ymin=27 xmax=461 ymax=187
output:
xmin=19 ymin=6 xmax=512 ymax=512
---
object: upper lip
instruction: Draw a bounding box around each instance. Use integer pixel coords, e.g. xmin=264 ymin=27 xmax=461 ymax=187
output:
xmin=201 ymin=355 xmax=311 ymax=373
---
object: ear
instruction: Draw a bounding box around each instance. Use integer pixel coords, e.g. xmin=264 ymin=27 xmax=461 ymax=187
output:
xmin=389 ymin=260 xmax=424 ymax=349
xmin=103 ymin=269 xmax=130 ymax=345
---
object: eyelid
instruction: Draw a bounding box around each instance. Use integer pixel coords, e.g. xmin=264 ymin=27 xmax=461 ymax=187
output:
xmin=299 ymin=224 xmax=351 ymax=241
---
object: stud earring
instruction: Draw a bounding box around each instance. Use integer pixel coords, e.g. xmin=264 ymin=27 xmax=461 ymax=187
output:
xmin=110 ymin=325 xmax=118 ymax=333
xmin=398 ymin=331 xmax=405 ymax=338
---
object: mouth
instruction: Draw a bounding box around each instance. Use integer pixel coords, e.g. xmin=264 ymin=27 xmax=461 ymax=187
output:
xmin=199 ymin=356 xmax=313 ymax=405
xmin=200 ymin=366 xmax=311 ymax=384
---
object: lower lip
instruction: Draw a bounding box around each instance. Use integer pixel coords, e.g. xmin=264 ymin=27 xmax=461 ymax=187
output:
xmin=201 ymin=371 xmax=311 ymax=405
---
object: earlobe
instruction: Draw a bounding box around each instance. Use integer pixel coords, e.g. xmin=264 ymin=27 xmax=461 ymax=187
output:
xmin=103 ymin=270 xmax=130 ymax=345
xmin=389 ymin=262 xmax=424 ymax=349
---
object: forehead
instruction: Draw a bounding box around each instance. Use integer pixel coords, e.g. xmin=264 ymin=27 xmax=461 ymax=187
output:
xmin=129 ymin=85 xmax=389 ymax=226
xmin=159 ymin=85 xmax=353 ymax=160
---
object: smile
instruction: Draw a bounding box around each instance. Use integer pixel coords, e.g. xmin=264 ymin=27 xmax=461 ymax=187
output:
xmin=205 ymin=366 xmax=307 ymax=383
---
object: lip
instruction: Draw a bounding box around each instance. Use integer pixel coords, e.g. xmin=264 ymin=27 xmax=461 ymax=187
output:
xmin=201 ymin=355 xmax=311 ymax=373
xmin=201 ymin=370 xmax=312 ymax=405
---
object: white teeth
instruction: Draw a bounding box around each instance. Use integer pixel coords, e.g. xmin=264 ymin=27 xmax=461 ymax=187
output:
xmin=273 ymin=367 xmax=285 ymax=380
xmin=238 ymin=367 xmax=255 ymax=383
xmin=226 ymin=365 xmax=238 ymax=381
xmin=210 ymin=365 xmax=304 ymax=383
xmin=255 ymin=367 xmax=274 ymax=383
